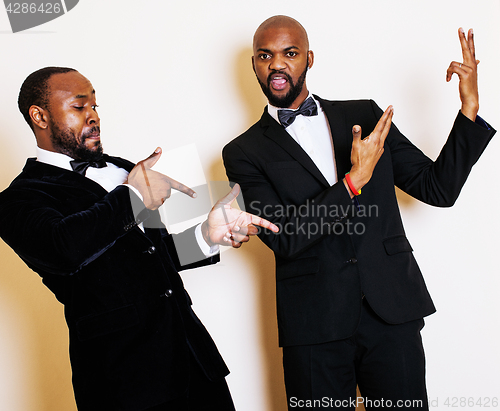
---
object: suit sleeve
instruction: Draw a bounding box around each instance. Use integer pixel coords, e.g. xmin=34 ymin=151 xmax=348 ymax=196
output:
xmin=165 ymin=226 xmax=220 ymax=271
xmin=0 ymin=185 xmax=154 ymax=276
xmin=378 ymin=101 xmax=496 ymax=206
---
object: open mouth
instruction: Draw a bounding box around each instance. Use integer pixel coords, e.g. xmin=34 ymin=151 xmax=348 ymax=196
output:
xmin=269 ymin=73 xmax=289 ymax=91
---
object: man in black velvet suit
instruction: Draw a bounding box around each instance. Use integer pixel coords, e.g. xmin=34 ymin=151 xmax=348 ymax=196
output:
xmin=223 ymin=16 xmax=496 ymax=410
xmin=0 ymin=67 xmax=278 ymax=411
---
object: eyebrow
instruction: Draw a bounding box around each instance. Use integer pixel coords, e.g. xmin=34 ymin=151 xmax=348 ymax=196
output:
xmin=74 ymin=89 xmax=96 ymax=99
xmin=257 ymin=46 xmax=300 ymax=53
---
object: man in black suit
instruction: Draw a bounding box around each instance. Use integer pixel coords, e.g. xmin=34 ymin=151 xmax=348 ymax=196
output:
xmin=0 ymin=67 xmax=278 ymax=411
xmin=223 ymin=15 xmax=496 ymax=410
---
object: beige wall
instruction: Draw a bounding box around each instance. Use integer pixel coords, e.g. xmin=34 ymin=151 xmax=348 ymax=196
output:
xmin=0 ymin=1 xmax=499 ymax=410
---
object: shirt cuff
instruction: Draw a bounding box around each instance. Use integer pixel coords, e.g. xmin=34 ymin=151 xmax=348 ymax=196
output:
xmin=123 ymin=184 xmax=144 ymax=201
xmin=195 ymin=223 xmax=220 ymax=257
xmin=475 ymin=115 xmax=491 ymax=130
xmin=122 ymin=184 xmax=145 ymax=232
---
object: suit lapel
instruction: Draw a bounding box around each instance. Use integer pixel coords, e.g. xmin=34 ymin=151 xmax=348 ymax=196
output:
xmin=23 ymin=158 xmax=108 ymax=196
xmin=24 ymin=154 xmax=134 ymax=197
xmin=260 ymin=109 xmax=330 ymax=187
xmin=314 ymin=96 xmax=353 ymax=181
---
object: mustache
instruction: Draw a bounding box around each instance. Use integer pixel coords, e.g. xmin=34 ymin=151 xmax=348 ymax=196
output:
xmin=82 ymin=126 xmax=101 ymax=141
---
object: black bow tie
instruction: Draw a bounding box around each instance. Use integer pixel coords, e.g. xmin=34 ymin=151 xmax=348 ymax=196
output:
xmin=277 ymin=97 xmax=318 ymax=128
xmin=70 ymin=158 xmax=107 ymax=176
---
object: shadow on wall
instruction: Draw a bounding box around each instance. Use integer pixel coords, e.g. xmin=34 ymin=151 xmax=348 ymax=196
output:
xmin=0 ymin=146 xmax=77 ymax=411
xmin=234 ymin=47 xmax=268 ymax=126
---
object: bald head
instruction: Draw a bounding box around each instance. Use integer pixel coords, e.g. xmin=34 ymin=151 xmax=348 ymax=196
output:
xmin=251 ymin=15 xmax=313 ymax=109
xmin=253 ymin=15 xmax=309 ymax=51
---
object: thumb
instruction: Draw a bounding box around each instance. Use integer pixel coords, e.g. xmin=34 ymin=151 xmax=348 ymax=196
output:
xmin=217 ymin=183 xmax=241 ymax=207
xmin=352 ymin=125 xmax=362 ymax=142
xmin=142 ymin=147 xmax=162 ymax=169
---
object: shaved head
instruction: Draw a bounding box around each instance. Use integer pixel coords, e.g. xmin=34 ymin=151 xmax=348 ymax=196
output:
xmin=253 ymin=15 xmax=309 ymax=51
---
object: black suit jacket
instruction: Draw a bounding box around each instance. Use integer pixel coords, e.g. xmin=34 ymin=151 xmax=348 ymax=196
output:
xmin=223 ymin=97 xmax=495 ymax=347
xmin=0 ymin=155 xmax=228 ymax=411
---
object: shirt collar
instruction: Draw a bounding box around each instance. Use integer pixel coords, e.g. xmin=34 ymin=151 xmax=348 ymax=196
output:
xmin=267 ymin=93 xmax=318 ymax=126
xmin=36 ymin=147 xmax=74 ymax=171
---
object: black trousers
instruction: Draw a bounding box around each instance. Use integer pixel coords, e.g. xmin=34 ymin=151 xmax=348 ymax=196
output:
xmin=282 ymin=299 xmax=428 ymax=410
xmin=146 ymin=351 xmax=235 ymax=411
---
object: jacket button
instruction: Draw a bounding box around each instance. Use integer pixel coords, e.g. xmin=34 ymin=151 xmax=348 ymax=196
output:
xmin=349 ymin=257 xmax=357 ymax=264
xmin=147 ymin=246 xmax=156 ymax=254
xmin=162 ymin=289 xmax=173 ymax=298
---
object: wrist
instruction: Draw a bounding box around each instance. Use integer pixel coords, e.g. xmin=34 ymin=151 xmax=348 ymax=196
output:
xmin=347 ymin=168 xmax=368 ymax=192
xmin=461 ymin=103 xmax=479 ymax=122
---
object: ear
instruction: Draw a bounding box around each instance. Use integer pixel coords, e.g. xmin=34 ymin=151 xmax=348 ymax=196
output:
xmin=251 ymin=55 xmax=256 ymax=74
xmin=29 ymin=105 xmax=49 ymax=130
xmin=307 ymin=50 xmax=314 ymax=69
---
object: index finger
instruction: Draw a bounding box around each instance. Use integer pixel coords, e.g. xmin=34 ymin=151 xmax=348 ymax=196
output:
xmin=165 ymin=175 xmax=196 ymax=198
xmin=245 ymin=213 xmax=280 ymax=233
xmin=467 ymin=28 xmax=476 ymax=64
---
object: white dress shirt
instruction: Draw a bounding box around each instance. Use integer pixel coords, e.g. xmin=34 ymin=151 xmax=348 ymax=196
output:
xmin=35 ymin=147 xmax=218 ymax=257
xmin=267 ymin=94 xmax=338 ymax=186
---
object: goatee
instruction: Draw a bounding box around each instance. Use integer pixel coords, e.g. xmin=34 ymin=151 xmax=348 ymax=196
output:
xmin=257 ymin=60 xmax=308 ymax=108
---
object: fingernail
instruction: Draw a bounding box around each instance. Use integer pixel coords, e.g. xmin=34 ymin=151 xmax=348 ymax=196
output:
xmin=192 ymin=192 xmax=197 ymax=198
xmin=353 ymin=126 xmax=360 ymax=133
xmin=155 ymin=147 xmax=161 ymax=153
xmin=234 ymin=226 xmax=241 ymax=232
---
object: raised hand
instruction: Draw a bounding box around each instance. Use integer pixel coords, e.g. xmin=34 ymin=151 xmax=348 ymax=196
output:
xmin=346 ymin=106 xmax=394 ymax=197
xmin=125 ymin=147 xmax=196 ymax=210
xmin=201 ymin=184 xmax=279 ymax=248
xmin=446 ymin=28 xmax=479 ymax=121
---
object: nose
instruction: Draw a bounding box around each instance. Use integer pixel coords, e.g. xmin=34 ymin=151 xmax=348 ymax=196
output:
xmin=88 ymin=107 xmax=100 ymax=125
xmin=269 ymin=55 xmax=286 ymax=71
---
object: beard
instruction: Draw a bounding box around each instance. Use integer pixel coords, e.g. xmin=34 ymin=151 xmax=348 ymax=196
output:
xmin=256 ymin=59 xmax=308 ymax=108
xmin=49 ymin=120 xmax=103 ymax=162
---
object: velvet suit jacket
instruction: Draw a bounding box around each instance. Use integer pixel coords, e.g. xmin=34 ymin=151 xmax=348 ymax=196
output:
xmin=0 ymin=155 xmax=228 ymax=411
xmin=223 ymin=97 xmax=495 ymax=348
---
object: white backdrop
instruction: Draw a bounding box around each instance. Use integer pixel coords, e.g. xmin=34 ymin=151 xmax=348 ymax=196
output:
xmin=0 ymin=1 xmax=499 ymax=410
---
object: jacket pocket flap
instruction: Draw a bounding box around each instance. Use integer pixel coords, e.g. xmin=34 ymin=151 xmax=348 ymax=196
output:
xmin=277 ymin=257 xmax=320 ymax=281
xmin=383 ymin=236 xmax=413 ymax=256
xmin=76 ymin=304 xmax=139 ymax=341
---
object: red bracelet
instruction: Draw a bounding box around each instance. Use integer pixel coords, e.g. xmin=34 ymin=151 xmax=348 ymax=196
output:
xmin=345 ymin=172 xmax=361 ymax=196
